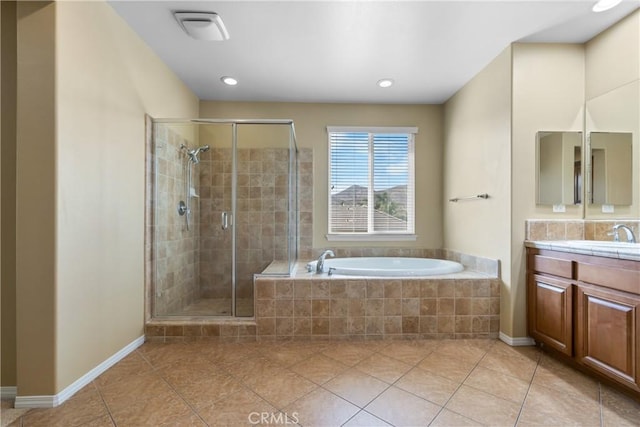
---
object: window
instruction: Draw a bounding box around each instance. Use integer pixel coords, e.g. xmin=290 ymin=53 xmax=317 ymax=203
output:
xmin=327 ymin=126 xmax=416 ymax=239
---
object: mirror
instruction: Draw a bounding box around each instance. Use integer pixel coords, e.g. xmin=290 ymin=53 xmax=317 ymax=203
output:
xmin=536 ymin=131 xmax=583 ymax=205
xmin=588 ymin=132 xmax=633 ymax=205
xmin=585 ymin=80 xmax=639 ymax=217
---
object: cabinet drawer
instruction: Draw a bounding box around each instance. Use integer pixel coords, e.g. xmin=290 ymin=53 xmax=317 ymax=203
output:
xmin=578 ymin=263 xmax=640 ymax=294
xmin=530 ymin=254 xmax=574 ymax=279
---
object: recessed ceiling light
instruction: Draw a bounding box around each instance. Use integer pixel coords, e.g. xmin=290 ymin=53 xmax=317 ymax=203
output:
xmin=592 ymin=0 xmax=622 ymax=12
xmin=221 ymin=76 xmax=238 ymax=86
xmin=377 ymin=79 xmax=394 ymax=88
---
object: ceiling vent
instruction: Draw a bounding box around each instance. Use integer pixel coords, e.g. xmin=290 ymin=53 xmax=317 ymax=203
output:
xmin=174 ymin=12 xmax=230 ymax=41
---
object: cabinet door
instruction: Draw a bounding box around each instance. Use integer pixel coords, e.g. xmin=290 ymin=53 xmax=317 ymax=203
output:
xmin=528 ymin=274 xmax=573 ymax=356
xmin=576 ymin=283 xmax=640 ymax=392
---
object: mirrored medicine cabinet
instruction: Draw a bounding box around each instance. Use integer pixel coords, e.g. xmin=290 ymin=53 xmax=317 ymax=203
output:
xmin=536 ymin=131 xmax=634 ymax=208
xmin=587 ymin=132 xmax=633 ymax=206
xmin=536 ymin=131 xmax=583 ymax=206
xmin=535 ymin=80 xmax=638 ymax=217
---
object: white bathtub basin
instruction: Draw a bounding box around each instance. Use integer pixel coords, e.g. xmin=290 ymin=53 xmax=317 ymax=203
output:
xmin=306 ymin=257 xmax=464 ymax=277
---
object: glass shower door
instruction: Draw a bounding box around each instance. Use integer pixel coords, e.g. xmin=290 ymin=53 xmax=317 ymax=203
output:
xmin=150 ymin=119 xmax=297 ymax=319
xmin=197 ymin=124 xmax=234 ymax=315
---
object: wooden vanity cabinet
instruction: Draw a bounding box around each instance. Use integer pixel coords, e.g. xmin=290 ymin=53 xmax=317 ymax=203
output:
xmin=528 ymin=273 xmax=574 ymax=356
xmin=576 ymin=283 xmax=640 ymax=391
xmin=527 ymin=253 xmax=576 ymax=356
xmin=527 ymin=248 xmax=640 ymax=396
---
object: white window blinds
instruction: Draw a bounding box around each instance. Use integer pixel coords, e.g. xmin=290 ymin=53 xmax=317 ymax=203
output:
xmin=328 ymin=127 xmax=416 ymax=235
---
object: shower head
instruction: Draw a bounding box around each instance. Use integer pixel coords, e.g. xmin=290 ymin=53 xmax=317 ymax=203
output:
xmin=187 ymin=145 xmax=210 ymax=164
xmin=197 ymin=145 xmax=210 ymax=154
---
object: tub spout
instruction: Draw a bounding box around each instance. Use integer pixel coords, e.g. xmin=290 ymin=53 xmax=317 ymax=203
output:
xmin=316 ymin=249 xmax=335 ymax=274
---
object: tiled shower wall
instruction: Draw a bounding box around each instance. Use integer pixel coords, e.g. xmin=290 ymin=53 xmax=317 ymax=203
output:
xmin=198 ymin=147 xmax=313 ymax=300
xmin=298 ymin=148 xmax=313 ymax=259
xmin=150 ymin=126 xmax=200 ymax=315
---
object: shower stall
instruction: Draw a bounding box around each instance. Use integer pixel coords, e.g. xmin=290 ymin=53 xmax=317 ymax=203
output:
xmin=148 ymin=119 xmax=298 ymax=318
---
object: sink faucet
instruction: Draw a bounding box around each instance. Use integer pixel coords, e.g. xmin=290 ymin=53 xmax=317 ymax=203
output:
xmin=316 ymin=249 xmax=335 ymax=274
xmin=612 ymin=224 xmax=637 ymax=243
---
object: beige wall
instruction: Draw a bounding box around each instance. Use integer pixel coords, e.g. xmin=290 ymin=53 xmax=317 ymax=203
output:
xmin=586 ymin=9 xmax=639 ymax=101
xmin=443 ymin=47 xmax=513 ymax=335
xmin=1 ymin=0 xmax=18 ymax=388
xmin=16 ymin=1 xmax=198 ymax=396
xmin=444 ymin=43 xmax=585 ymax=339
xmin=199 ymin=102 xmax=444 ymax=251
xmin=511 ymin=43 xmax=585 ymax=338
xmin=585 ymin=9 xmax=639 ymax=219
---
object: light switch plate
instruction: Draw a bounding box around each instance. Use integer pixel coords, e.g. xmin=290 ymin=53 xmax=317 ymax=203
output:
xmin=553 ymin=204 xmax=566 ymax=213
xmin=602 ymin=204 xmax=615 ymax=213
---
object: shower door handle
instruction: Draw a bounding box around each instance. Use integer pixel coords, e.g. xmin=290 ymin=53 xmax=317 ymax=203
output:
xmin=221 ymin=211 xmax=231 ymax=230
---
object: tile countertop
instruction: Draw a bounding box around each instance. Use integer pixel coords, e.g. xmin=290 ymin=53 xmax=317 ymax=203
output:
xmin=525 ymin=240 xmax=640 ymax=262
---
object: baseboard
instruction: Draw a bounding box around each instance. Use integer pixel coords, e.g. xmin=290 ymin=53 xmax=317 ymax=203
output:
xmin=15 ymin=335 xmax=144 ymax=408
xmin=499 ymin=332 xmax=536 ymax=347
xmin=0 ymin=386 xmax=17 ymax=399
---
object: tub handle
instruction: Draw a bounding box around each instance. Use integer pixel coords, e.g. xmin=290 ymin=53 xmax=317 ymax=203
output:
xmin=328 ymin=267 xmax=336 ymax=276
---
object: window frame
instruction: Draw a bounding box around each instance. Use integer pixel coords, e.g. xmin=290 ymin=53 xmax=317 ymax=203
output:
xmin=326 ymin=126 xmax=417 ymax=241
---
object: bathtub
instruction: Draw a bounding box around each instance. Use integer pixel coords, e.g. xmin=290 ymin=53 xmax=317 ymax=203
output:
xmin=306 ymin=257 xmax=464 ymax=277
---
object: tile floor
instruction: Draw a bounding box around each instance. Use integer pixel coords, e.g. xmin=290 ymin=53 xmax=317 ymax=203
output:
xmin=3 ymin=339 xmax=640 ymax=426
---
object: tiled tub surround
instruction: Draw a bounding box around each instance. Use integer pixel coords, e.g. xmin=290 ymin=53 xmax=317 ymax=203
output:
xmin=145 ymin=252 xmax=500 ymax=341
xmin=526 ymin=219 xmax=640 ymax=241
xmin=254 ymin=269 xmax=500 ymax=341
xmin=150 ymin=125 xmax=200 ymax=316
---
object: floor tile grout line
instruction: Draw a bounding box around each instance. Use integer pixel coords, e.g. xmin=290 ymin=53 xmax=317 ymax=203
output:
xmin=340 ymin=408 xmax=391 ymax=427
xmin=427 ymin=342 xmax=504 ymax=424
xmin=143 ymin=353 xmax=215 ymax=427
xmin=358 ymin=343 xmax=475 ymax=427
xmin=308 ymin=344 xmax=401 ymax=412
xmin=458 ymin=342 xmax=542 ymax=407
xmin=160 ymin=381 xmax=212 ymax=427
xmin=328 ymin=340 xmax=498 ymax=422
xmin=598 ymin=382 xmax=604 ymax=427
xmin=471 ymin=346 xmax=542 ymax=384
xmin=233 ymin=349 xmax=328 ymax=415
xmin=426 ymin=342 xmax=499 ymax=426
xmin=319 ymin=374 xmax=393 ymax=412
xmin=512 ymin=353 xmax=541 ymax=427
xmin=91 ymin=380 xmax=118 ymax=427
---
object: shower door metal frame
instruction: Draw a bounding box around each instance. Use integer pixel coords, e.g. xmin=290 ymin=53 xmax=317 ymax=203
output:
xmin=151 ymin=118 xmax=298 ymax=319
xmin=231 ymin=123 xmax=237 ymax=317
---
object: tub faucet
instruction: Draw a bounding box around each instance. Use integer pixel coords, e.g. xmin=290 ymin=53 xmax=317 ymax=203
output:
xmin=612 ymin=224 xmax=636 ymax=243
xmin=316 ymin=249 xmax=335 ymax=274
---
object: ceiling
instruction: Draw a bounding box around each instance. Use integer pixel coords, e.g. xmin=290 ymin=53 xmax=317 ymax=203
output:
xmin=109 ymin=1 xmax=640 ymax=104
